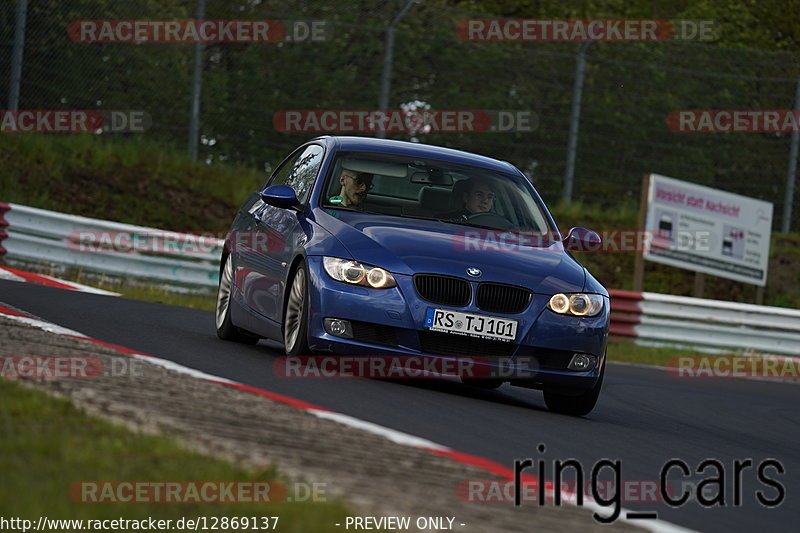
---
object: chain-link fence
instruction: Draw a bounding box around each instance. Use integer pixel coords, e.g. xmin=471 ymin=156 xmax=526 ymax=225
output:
xmin=2 ymin=0 xmax=799 ymax=230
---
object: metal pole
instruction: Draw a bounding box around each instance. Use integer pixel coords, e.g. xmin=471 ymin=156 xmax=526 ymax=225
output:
xmin=188 ymin=0 xmax=206 ymax=161
xmin=632 ymin=174 xmax=650 ymax=292
xmin=7 ymin=0 xmax=28 ymax=111
xmin=782 ymin=76 xmax=800 ymax=233
xmin=563 ymin=41 xmax=591 ymax=204
xmin=377 ymin=0 xmax=415 ymax=139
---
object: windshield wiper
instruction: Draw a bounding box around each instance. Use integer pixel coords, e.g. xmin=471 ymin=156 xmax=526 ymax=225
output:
xmin=388 ymin=213 xmax=450 ymax=223
xmin=391 ymin=213 xmax=511 ymax=231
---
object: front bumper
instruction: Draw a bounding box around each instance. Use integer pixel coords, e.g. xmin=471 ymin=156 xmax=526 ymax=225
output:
xmin=304 ymin=256 xmax=609 ymax=390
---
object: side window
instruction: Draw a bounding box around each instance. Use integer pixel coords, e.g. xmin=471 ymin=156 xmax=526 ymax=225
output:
xmin=266 ymin=144 xmax=324 ymax=204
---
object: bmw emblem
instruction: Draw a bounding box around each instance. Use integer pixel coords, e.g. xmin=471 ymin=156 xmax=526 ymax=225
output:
xmin=467 ymin=267 xmax=481 ymax=277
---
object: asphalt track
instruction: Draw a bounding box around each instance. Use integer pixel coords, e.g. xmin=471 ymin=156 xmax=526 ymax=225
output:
xmin=2 ymin=279 xmax=797 ymax=533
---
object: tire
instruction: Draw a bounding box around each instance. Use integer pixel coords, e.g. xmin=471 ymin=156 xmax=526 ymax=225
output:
xmin=216 ymin=254 xmax=259 ymax=345
xmin=283 ymin=264 xmax=311 ymax=356
xmin=543 ymin=362 xmax=604 ymax=416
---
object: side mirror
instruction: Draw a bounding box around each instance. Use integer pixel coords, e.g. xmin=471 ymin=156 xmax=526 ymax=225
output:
xmin=260 ymin=185 xmax=300 ymax=209
xmin=564 ymin=227 xmax=602 ymax=252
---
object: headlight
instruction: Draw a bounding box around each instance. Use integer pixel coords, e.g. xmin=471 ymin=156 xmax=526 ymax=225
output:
xmin=548 ymin=293 xmax=604 ymax=317
xmin=323 ymin=257 xmax=397 ymax=289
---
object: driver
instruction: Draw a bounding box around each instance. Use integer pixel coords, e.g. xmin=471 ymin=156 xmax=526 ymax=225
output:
xmin=436 ymin=177 xmax=496 ymax=222
xmin=336 ymin=170 xmax=374 ymax=208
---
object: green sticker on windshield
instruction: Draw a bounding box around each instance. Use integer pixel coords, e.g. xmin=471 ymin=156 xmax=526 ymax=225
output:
xmin=329 ymin=195 xmax=343 ymax=204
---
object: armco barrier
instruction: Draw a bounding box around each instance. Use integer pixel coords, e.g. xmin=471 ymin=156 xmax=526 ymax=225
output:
xmin=607 ymin=289 xmax=642 ymax=338
xmin=0 ymin=202 xmax=9 ymax=256
xmin=0 ymin=202 xmax=221 ymax=287
xmin=3 ymin=202 xmax=799 ymax=355
xmin=609 ymin=289 xmax=800 ymax=356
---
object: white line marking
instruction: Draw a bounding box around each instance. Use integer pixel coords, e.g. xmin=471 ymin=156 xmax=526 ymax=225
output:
xmin=2 ymin=313 xmax=88 ymax=338
xmin=40 ymin=274 xmax=121 ymax=296
xmin=0 ymin=268 xmax=26 ymax=282
xmin=310 ymin=409 xmax=450 ymax=451
xmin=130 ymin=353 xmax=238 ymax=384
xmin=0 ymin=306 xmax=699 ymax=533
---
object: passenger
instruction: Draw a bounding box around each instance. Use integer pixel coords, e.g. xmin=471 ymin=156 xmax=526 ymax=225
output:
xmin=436 ymin=177 xmax=496 ymax=221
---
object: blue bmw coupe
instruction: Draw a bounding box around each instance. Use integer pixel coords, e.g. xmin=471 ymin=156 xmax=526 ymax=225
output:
xmin=216 ymin=136 xmax=609 ymax=415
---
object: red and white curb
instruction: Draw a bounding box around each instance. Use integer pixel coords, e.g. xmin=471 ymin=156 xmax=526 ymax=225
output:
xmin=0 ymin=266 xmax=120 ymax=296
xmin=0 ymin=303 xmax=694 ymax=533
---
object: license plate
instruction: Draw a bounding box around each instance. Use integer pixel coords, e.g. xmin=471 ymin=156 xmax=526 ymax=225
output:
xmin=424 ymin=308 xmax=518 ymax=342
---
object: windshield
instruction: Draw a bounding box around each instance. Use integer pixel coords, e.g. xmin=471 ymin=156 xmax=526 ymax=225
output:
xmin=320 ymin=151 xmax=555 ymax=233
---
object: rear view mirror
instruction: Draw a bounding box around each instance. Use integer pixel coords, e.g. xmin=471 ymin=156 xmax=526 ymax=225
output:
xmin=340 ymin=158 xmax=407 ymax=177
xmin=410 ymin=168 xmax=452 ymax=185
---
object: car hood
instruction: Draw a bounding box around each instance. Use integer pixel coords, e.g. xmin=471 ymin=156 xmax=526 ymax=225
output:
xmin=312 ymin=209 xmax=586 ymax=294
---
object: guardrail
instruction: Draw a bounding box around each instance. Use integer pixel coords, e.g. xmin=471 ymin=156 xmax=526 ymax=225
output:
xmin=609 ymin=289 xmax=800 ymax=356
xmin=0 ymin=202 xmax=221 ymax=287
xmin=3 ymin=202 xmax=799 ymax=356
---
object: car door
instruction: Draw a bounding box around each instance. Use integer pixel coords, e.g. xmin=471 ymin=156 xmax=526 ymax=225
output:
xmin=240 ymin=144 xmax=324 ymax=322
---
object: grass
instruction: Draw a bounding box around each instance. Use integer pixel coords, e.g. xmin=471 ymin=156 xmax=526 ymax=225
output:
xmin=117 ymin=284 xmax=216 ymax=311
xmin=73 ymin=268 xmax=217 ymax=311
xmin=2 ymin=262 xmax=218 ymax=311
xmin=1 ymin=133 xmax=797 ymax=353
xmin=0 ymin=379 xmax=354 ymax=531
xmin=3 ymin=134 xmax=799 ymax=308
xmin=0 ymin=133 xmax=263 ymax=232
xmin=607 ymin=339 xmax=800 ymax=381
xmin=607 ymin=339 xmax=696 ymax=366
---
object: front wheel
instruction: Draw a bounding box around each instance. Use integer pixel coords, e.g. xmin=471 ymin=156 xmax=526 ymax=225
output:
xmin=216 ymin=254 xmax=259 ymax=345
xmin=283 ymin=265 xmax=311 ymax=356
xmin=543 ymin=363 xmax=604 ymax=416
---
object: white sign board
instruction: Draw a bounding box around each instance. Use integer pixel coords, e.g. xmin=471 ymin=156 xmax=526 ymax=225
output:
xmin=643 ymin=173 xmax=773 ymax=286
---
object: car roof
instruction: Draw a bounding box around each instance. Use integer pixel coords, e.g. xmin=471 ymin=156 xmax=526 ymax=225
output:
xmin=311 ymin=135 xmax=522 ymax=176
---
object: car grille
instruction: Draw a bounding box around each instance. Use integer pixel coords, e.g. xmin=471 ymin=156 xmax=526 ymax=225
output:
xmin=418 ymin=331 xmax=515 ymax=358
xmin=351 ymin=321 xmax=398 ymax=347
xmin=476 ymin=283 xmax=532 ymax=314
xmin=413 ymin=274 xmax=471 ymax=307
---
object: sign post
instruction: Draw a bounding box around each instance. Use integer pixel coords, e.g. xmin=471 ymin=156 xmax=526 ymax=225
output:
xmin=632 ymin=174 xmax=650 ymax=292
xmin=638 ymin=173 xmax=773 ymax=295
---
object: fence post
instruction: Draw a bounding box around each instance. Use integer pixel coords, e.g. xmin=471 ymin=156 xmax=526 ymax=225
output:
xmin=188 ymin=0 xmax=206 ymax=161
xmin=782 ymin=76 xmax=800 ymax=233
xmin=377 ymin=0 xmax=415 ymax=139
xmin=563 ymin=41 xmax=591 ymax=204
xmin=7 ymin=0 xmax=28 ymax=111
xmin=632 ymin=174 xmax=650 ymax=292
